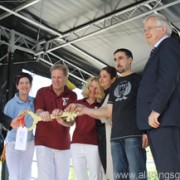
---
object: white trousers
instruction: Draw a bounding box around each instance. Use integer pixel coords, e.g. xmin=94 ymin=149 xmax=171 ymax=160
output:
xmin=6 ymin=140 xmax=35 ymax=180
xmin=36 ymin=145 xmax=70 ymax=180
xmin=71 ymin=143 xmax=101 ymax=180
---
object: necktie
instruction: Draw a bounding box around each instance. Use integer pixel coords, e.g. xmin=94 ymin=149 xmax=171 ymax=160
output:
xmin=150 ymin=47 xmax=157 ymax=56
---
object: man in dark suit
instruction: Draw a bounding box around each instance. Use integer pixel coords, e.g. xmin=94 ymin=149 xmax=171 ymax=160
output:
xmin=137 ymin=14 xmax=180 ymax=179
xmin=0 ymin=105 xmax=19 ymax=130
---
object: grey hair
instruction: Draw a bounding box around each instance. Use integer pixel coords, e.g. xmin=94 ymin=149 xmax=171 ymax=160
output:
xmin=144 ymin=14 xmax=172 ymax=36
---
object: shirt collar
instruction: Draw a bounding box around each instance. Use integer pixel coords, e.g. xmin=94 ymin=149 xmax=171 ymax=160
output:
xmin=14 ymin=93 xmax=31 ymax=104
xmin=49 ymin=85 xmax=71 ymax=96
xmin=154 ymin=36 xmax=168 ymax=48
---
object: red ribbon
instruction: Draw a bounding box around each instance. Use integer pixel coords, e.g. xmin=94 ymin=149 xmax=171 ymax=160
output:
xmin=17 ymin=115 xmax=25 ymax=127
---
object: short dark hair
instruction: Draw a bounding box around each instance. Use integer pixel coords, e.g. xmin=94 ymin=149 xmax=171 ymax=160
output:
xmin=15 ymin=72 xmax=33 ymax=85
xmin=114 ymin=48 xmax=133 ymax=59
xmin=101 ymin=66 xmax=117 ymax=79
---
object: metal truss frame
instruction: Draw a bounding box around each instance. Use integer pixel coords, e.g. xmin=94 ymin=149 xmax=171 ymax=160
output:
xmin=0 ymin=25 xmax=92 ymax=82
xmin=0 ymin=0 xmax=180 ymax=83
xmin=36 ymin=0 xmax=180 ymax=55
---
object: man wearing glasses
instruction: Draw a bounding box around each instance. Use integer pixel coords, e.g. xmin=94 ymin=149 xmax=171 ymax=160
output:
xmin=137 ymin=14 xmax=180 ymax=179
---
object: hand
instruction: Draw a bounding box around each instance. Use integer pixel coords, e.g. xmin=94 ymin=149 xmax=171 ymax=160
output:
xmin=56 ymin=117 xmax=74 ymax=127
xmin=10 ymin=118 xmax=20 ymax=129
xmin=65 ymin=103 xmax=76 ymax=112
xmin=52 ymin=109 xmax=67 ymax=124
xmin=65 ymin=103 xmax=85 ymax=113
xmin=18 ymin=110 xmax=27 ymax=117
xmin=75 ymin=106 xmax=89 ymax=116
xmin=56 ymin=117 xmax=65 ymax=124
xmin=52 ymin=109 xmax=63 ymax=116
xmin=142 ymin=134 xmax=148 ymax=148
xmin=39 ymin=111 xmax=51 ymax=121
xmin=148 ymin=111 xmax=160 ymax=128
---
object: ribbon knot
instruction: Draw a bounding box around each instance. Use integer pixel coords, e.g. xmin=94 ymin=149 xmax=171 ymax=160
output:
xmin=150 ymin=47 xmax=157 ymax=56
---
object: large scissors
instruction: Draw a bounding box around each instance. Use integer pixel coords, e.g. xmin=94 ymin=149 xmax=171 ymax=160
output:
xmin=22 ymin=111 xmax=78 ymax=131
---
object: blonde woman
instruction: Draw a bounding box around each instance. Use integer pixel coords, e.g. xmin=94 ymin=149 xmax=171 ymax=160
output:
xmin=68 ymin=76 xmax=104 ymax=180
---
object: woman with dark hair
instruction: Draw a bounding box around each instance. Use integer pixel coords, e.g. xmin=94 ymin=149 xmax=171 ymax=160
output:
xmin=97 ymin=66 xmax=117 ymax=180
xmin=4 ymin=72 xmax=35 ymax=180
xmin=66 ymin=68 xmax=117 ymax=180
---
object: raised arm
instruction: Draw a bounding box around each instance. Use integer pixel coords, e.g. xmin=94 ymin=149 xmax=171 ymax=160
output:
xmin=75 ymin=103 xmax=113 ymax=119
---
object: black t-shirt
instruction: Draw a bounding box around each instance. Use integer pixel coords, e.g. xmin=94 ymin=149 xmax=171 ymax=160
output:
xmin=108 ymin=73 xmax=142 ymax=139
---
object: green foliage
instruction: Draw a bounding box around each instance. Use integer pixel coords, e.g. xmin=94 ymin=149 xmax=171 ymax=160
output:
xmin=69 ymin=167 xmax=75 ymax=180
xmin=68 ymin=148 xmax=159 ymax=180
xmin=147 ymin=170 xmax=158 ymax=180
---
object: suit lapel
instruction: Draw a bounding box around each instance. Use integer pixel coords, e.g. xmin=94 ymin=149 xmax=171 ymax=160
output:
xmin=141 ymin=45 xmax=160 ymax=75
xmin=140 ymin=38 xmax=170 ymax=80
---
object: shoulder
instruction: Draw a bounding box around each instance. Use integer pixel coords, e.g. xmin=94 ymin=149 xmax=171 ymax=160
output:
xmin=160 ymin=37 xmax=180 ymax=49
xmin=5 ymin=96 xmax=16 ymax=107
xmin=37 ymin=86 xmax=50 ymax=92
xmin=158 ymin=38 xmax=180 ymax=62
xmin=36 ymin=86 xmax=51 ymax=96
xmin=131 ymin=73 xmax=140 ymax=82
xmin=110 ymin=77 xmax=120 ymax=88
xmin=4 ymin=97 xmax=16 ymax=115
xmin=28 ymin=96 xmax=34 ymax=102
xmin=64 ymin=86 xmax=77 ymax=97
xmin=74 ymin=98 xmax=85 ymax=104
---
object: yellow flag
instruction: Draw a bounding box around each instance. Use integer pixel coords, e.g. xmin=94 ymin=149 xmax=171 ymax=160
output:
xmin=66 ymin=80 xmax=76 ymax=90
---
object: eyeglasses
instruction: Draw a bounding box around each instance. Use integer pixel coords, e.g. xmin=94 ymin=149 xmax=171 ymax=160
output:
xmin=144 ymin=26 xmax=162 ymax=33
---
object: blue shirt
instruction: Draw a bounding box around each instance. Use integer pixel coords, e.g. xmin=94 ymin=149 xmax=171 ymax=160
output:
xmin=4 ymin=93 xmax=34 ymax=142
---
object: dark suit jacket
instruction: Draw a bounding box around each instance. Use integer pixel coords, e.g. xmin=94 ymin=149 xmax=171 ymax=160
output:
xmin=0 ymin=108 xmax=12 ymax=130
xmin=137 ymin=37 xmax=180 ymax=130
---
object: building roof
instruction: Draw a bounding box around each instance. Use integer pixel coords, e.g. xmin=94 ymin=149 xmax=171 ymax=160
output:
xmin=0 ymin=0 xmax=180 ymax=93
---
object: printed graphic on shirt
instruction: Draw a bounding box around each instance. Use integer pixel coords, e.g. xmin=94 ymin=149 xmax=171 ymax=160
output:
xmin=62 ymin=97 xmax=69 ymax=106
xmin=114 ymin=80 xmax=131 ymax=101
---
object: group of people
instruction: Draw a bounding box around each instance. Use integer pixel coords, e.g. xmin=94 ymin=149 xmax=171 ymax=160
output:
xmin=0 ymin=13 xmax=180 ymax=180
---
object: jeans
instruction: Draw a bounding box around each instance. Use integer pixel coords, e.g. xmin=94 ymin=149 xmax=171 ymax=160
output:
xmin=111 ymin=137 xmax=147 ymax=180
